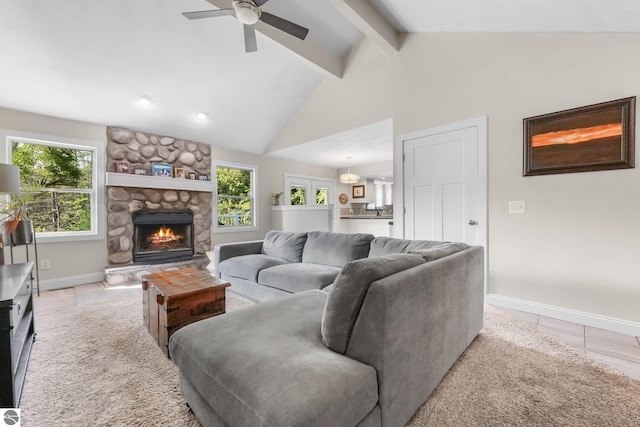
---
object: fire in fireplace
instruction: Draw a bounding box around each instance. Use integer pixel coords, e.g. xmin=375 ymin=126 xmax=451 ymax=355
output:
xmin=132 ymin=211 xmax=194 ymax=263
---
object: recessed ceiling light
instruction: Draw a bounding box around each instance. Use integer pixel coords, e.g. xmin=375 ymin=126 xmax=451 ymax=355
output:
xmin=137 ymin=94 xmax=153 ymax=106
xmin=195 ymin=112 xmax=208 ymax=121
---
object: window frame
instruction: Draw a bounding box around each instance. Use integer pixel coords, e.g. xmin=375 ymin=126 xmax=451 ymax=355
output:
xmin=213 ymin=160 xmax=258 ymax=233
xmin=2 ymin=129 xmax=105 ymax=243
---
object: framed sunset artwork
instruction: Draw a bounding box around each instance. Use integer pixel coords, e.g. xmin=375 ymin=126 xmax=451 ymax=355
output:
xmin=523 ymin=97 xmax=635 ymax=176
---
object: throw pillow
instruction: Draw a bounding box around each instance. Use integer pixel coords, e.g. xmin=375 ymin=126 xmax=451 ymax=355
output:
xmin=321 ymin=253 xmax=425 ymax=354
xmin=262 ymin=231 xmax=308 ymax=263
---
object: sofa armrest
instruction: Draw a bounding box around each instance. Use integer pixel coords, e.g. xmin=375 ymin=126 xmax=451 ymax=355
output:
xmin=213 ymin=240 xmax=264 ymax=278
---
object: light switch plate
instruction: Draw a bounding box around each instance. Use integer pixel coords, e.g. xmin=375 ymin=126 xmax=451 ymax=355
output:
xmin=508 ymin=201 xmax=526 ymax=215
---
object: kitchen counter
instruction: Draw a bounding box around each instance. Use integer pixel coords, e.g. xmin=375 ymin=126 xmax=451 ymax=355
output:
xmin=338 ymin=216 xmax=394 ymax=236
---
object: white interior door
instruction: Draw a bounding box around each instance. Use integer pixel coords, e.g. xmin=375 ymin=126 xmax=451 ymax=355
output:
xmin=399 ymin=117 xmax=486 ymax=246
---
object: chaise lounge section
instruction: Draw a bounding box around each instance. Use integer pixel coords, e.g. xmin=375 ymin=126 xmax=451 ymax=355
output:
xmin=171 ymin=235 xmax=485 ymax=427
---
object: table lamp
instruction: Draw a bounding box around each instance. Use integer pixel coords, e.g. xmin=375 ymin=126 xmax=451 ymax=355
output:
xmin=0 ymin=163 xmax=21 ymax=265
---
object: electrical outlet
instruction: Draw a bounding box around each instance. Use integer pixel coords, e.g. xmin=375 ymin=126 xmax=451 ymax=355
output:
xmin=40 ymin=259 xmax=51 ymax=270
xmin=508 ymin=201 xmax=526 ymax=215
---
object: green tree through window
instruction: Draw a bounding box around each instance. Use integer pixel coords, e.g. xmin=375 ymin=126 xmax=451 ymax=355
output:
xmin=217 ymin=165 xmax=254 ymax=227
xmin=11 ymin=139 xmax=94 ymax=233
xmin=316 ymin=188 xmax=328 ymax=205
xmin=290 ymin=186 xmax=306 ymax=205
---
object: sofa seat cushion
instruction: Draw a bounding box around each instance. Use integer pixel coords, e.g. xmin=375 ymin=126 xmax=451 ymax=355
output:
xmin=262 ymin=230 xmax=308 ymax=262
xmin=169 ymin=291 xmax=379 ymax=427
xmin=218 ymin=254 xmax=290 ymax=282
xmin=258 ymin=263 xmax=342 ymax=294
xmin=322 ymin=253 xmax=426 ymax=354
xmin=302 ymin=231 xmax=374 ymax=267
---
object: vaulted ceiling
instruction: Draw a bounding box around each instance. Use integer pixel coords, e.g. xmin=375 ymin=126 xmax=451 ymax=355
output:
xmin=1 ymin=1 xmax=639 ymax=166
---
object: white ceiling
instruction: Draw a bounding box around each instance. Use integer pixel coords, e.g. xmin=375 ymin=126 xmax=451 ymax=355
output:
xmin=268 ymin=118 xmax=393 ymax=168
xmin=2 ymin=1 xmax=639 ymax=168
xmin=371 ymin=0 xmax=640 ymax=32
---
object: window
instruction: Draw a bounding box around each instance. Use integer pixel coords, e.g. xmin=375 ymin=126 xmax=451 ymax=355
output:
xmin=215 ymin=162 xmax=256 ymax=230
xmin=366 ymin=180 xmax=393 ymax=210
xmin=5 ymin=134 xmax=104 ymax=242
xmin=284 ymin=173 xmax=334 ymax=206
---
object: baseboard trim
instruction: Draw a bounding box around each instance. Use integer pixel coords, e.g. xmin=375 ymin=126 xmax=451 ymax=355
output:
xmin=38 ymin=272 xmax=105 ymax=292
xmin=486 ymin=294 xmax=640 ymax=337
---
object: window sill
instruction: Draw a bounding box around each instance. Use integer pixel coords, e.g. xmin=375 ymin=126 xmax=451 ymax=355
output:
xmin=32 ymin=231 xmax=104 ymax=244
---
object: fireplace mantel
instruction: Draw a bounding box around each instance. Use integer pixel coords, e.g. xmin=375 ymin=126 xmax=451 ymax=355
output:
xmin=105 ymin=172 xmax=215 ymax=192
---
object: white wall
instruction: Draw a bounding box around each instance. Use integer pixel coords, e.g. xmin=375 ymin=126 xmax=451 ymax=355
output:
xmin=270 ymin=33 xmax=640 ymax=326
xmin=0 ymin=108 xmax=336 ymax=288
xmin=207 ymin=145 xmax=336 ymax=245
xmin=0 ymin=108 xmax=108 ymax=287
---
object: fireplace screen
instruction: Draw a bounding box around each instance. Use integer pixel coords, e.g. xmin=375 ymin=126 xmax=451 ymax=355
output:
xmin=133 ymin=212 xmax=194 ymax=263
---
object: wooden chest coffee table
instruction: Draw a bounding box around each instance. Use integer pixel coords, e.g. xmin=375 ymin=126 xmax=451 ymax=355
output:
xmin=142 ymin=268 xmax=230 ymax=358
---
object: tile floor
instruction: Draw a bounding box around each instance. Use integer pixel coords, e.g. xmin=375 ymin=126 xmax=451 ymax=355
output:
xmin=36 ymin=283 xmax=640 ymax=382
xmin=493 ymin=305 xmax=640 ymax=381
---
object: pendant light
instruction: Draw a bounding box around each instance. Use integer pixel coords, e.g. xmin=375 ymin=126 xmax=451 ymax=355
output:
xmin=339 ymin=157 xmax=360 ymax=184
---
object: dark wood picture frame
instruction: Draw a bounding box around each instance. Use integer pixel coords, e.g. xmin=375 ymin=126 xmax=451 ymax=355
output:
xmin=523 ymin=97 xmax=635 ymax=176
xmin=352 ymin=185 xmax=365 ymax=198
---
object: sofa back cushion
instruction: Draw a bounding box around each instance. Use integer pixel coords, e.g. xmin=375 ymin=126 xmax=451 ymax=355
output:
xmin=321 ymin=253 xmax=426 ymax=354
xmin=368 ymin=236 xmax=443 ymax=257
xmin=262 ymin=231 xmax=308 ymax=263
xmin=407 ymin=242 xmax=471 ymax=261
xmin=302 ymin=231 xmax=374 ymax=267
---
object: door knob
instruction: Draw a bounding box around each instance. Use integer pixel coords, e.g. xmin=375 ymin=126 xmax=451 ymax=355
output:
xmin=468 ymin=219 xmax=478 ymax=226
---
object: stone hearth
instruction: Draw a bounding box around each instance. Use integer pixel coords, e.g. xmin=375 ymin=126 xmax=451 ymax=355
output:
xmin=105 ymin=256 xmax=210 ymax=286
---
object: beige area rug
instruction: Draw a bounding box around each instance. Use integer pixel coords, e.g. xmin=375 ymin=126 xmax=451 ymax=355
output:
xmin=21 ymin=291 xmax=640 ymax=426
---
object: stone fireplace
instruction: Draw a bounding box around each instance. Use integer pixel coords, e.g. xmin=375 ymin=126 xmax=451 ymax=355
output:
xmin=105 ymin=126 xmax=214 ymax=268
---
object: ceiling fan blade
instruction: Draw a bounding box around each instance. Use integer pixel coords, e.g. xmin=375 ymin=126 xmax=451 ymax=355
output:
xmin=260 ymin=12 xmax=309 ymax=40
xmin=243 ymin=24 xmax=258 ymax=52
xmin=254 ymin=0 xmax=270 ymax=6
xmin=182 ymin=9 xmax=234 ymax=20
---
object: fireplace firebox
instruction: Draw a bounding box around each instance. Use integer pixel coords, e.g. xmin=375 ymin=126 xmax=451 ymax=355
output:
xmin=133 ymin=211 xmax=194 ymax=263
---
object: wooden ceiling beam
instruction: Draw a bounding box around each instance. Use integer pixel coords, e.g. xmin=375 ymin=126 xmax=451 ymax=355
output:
xmin=329 ymin=0 xmax=405 ymax=54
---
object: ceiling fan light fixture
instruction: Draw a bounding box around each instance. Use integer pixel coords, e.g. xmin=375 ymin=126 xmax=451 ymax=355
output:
xmin=234 ymin=1 xmax=261 ymax=25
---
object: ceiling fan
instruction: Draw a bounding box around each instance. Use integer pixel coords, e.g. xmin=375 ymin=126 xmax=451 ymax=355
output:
xmin=183 ymin=0 xmax=309 ymax=53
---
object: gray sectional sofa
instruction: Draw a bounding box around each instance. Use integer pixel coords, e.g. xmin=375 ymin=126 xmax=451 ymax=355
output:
xmin=170 ymin=231 xmax=485 ymax=427
xmin=214 ymin=230 xmax=468 ymax=302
